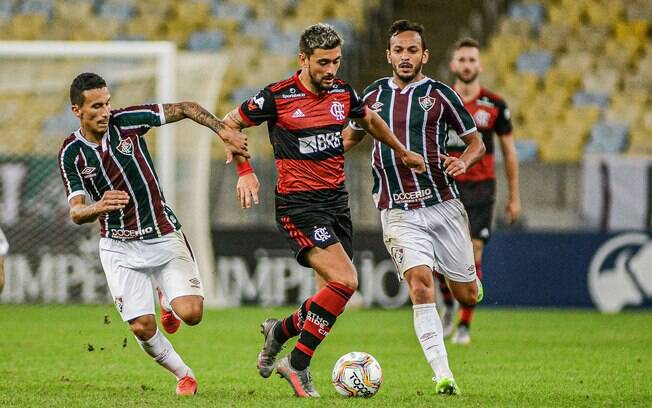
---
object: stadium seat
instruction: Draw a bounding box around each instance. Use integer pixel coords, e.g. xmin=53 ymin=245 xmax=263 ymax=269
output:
xmin=98 ymin=1 xmax=134 ymax=23
xmin=188 ymin=30 xmax=226 ymax=52
xmin=572 ymin=91 xmax=610 ymax=110
xmin=585 ymin=122 xmax=628 ymax=154
xmin=508 ymin=3 xmax=545 ymax=30
xmin=516 ymin=51 xmax=553 ymax=76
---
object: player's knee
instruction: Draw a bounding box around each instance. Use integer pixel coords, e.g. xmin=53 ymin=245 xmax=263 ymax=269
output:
xmin=410 ymin=285 xmax=434 ymax=304
xmin=336 ymin=276 xmax=358 ymax=292
xmin=129 ymin=316 xmax=157 ymax=340
xmin=176 ymin=300 xmax=203 ymax=326
xmin=458 ymin=290 xmax=478 ymax=307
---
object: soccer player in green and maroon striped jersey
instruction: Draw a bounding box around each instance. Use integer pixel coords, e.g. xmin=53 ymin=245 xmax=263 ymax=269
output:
xmin=343 ymin=20 xmax=486 ymax=395
xmin=58 ymin=72 xmax=249 ymax=396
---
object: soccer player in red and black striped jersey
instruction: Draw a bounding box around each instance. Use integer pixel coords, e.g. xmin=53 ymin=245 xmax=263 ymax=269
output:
xmin=58 ymin=73 xmax=249 ymax=396
xmin=343 ymin=20 xmax=486 ymax=395
xmin=222 ymin=23 xmax=425 ymax=397
xmin=439 ymin=38 xmax=521 ymax=345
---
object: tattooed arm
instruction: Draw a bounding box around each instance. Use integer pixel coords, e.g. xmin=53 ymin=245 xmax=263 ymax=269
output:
xmin=163 ymin=102 xmax=250 ymax=160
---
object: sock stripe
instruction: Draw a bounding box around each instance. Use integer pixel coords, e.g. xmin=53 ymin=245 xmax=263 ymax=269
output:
xmin=295 ymin=342 xmax=314 ymax=357
xmin=326 ymin=285 xmax=351 ymax=302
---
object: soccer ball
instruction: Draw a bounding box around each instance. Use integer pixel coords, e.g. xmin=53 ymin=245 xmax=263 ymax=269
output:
xmin=331 ymin=351 xmax=382 ymax=397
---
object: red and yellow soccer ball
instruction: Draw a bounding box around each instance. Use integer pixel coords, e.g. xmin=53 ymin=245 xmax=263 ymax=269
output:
xmin=331 ymin=351 xmax=383 ymax=397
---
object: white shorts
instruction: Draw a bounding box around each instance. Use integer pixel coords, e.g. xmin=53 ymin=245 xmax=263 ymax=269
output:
xmin=381 ymin=199 xmax=476 ymax=283
xmin=99 ymin=230 xmax=204 ymax=321
xmin=0 ymin=226 xmax=8 ymax=256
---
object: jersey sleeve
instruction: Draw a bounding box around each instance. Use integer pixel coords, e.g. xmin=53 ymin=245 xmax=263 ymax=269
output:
xmin=494 ymin=98 xmax=513 ymax=136
xmin=111 ymin=104 xmax=166 ymax=136
xmin=437 ymin=85 xmax=477 ymax=137
xmin=349 ymin=83 xmax=375 ymax=131
xmin=347 ymin=86 xmax=368 ymax=119
xmin=238 ymin=88 xmax=276 ymax=126
xmin=58 ymin=144 xmax=86 ymax=202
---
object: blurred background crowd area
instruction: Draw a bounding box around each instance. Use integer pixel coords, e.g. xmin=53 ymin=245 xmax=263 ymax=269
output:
xmin=0 ymin=0 xmax=650 ymax=231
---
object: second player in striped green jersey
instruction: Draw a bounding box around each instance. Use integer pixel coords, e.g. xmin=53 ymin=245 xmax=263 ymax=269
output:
xmin=350 ymin=76 xmax=477 ymax=210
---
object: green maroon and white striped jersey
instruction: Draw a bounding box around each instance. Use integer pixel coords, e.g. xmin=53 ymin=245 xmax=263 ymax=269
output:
xmin=58 ymin=104 xmax=181 ymax=240
xmin=353 ymin=77 xmax=477 ymax=210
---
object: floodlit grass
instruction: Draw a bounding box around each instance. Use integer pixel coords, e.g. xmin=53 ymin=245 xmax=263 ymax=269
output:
xmin=1 ymin=305 xmax=650 ymax=407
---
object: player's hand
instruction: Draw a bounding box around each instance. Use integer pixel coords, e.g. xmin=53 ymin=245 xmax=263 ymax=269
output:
xmin=236 ymin=173 xmax=260 ymax=209
xmin=220 ymin=128 xmax=250 ymax=163
xmin=399 ymin=151 xmax=426 ymax=174
xmin=505 ymin=197 xmax=521 ymax=224
xmin=441 ymin=154 xmax=467 ymax=177
xmin=96 ymin=190 xmax=129 ymax=214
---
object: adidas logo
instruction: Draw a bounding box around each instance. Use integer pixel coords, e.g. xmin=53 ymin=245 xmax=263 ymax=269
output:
xmin=292 ymin=109 xmax=305 ymax=118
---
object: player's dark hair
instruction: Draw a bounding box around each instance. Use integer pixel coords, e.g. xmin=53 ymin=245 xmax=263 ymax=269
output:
xmin=70 ymin=72 xmax=107 ymax=106
xmin=299 ymin=23 xmax=343 ymax=57
xmin=387 ymin=19 xmax=427 ymax=50
xmin=454 ymin=37 xmax=480 ymax=50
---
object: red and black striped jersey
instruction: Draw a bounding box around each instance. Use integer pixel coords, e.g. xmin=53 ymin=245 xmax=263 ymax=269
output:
xmin=447 ymin=87 xmax=512 ymax=182
xmin=238 ymin=71 xmax=367 ymax=204
xmin=59 ymin=104 xmax=181 ymax=240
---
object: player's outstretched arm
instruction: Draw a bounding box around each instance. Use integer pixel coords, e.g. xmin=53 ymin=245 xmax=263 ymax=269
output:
xmin=441 ymin=132 xmax=485 ymax=177
xmin=69 ymin=191 xmax=129 ymax=225
xmin=223 ymin=108 xmax=260 ymax=209
xmin=162 ymin=102 xmax=250 ymax=161
xmin=498 ymin=133 xmax=520 ymax=223
xmin=352 ymin=110 xmax=426 ymax=173
xmin=342 ymin=125 xmax=366 ymax=153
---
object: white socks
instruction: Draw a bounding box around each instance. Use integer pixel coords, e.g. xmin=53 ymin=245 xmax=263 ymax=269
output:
xmin=137 ymin=329 xmax=192 ymax=380
xmin=413 ymin=303 xmax=453 ymax=381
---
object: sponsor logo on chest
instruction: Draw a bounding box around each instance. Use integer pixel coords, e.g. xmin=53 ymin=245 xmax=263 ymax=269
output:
xmin=298 ymin=131 xmax=342 ymax=154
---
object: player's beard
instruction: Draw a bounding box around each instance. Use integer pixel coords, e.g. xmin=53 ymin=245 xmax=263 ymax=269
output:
xmin=392 ymin=60 xmax=423 ymax=83
xmin=455 ymin=70 xmax=479 ymax=84
xmin=308 ymin=66 xmax=334 ymax=91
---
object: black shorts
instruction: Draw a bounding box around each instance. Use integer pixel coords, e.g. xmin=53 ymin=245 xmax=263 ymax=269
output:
xmin=457 ymin=180 xmax=496 ymax=242
xmin=465 ymin=202 xmax=494 ymax=242
xmin=275 ymin=189 xmax=353 ymax=267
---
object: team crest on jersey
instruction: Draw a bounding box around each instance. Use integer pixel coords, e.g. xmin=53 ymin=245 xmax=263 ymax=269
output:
xmin=313 ymin=226 xmax=332 ymax=242
xmin=330 ymin=101 xmax=346 ymax=121
xmin=116 ymin=137 xmax=134 ymax=156
xmin=114 ymin=296 xmax=124 ymax=314
xmin=474 ymin=109 xmax=491 ymax=127
xmin=370 ymin=101 xmax=384 ymax=112
xmin=418 ymin=95 xmax=435 ymax=111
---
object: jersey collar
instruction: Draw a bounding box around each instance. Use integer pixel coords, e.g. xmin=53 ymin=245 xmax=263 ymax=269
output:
xmin=388 ymin=76 xmax=431 ymax=94
xmin=293 ymin=70 xmax=326 ymax=98
xmin=74 ymin=128 xmax=108 ymax=149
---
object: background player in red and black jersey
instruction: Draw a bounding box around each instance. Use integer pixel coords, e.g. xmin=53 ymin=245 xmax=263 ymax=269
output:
xmin=440 ymin=37 xmax=521 ymax=344
xmin=222 ymin=23 xmax=425 ymax=397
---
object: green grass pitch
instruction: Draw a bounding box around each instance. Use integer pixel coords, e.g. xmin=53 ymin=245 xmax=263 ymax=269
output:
xmin=1 ymin=305 xmax=650 ymax=407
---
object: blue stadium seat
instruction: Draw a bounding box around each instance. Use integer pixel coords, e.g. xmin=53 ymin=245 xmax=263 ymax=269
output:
xmin=508 ymin=3 xmax=545 ymax=30
xmin=572 ymin=91 xmax=610 ymax=110
xmin=212 ymin=3 xmax=250 ymax=23
xmin=242 ymin=19 xmax=278 ymax=39
xmin=585 ymin=122 xmax=628 ymax=154
xmin=188 ymin=30 xmax=226 ymax=52
xmin=99 ymin=1 xmax=134 ymax=23
xmin=266 ymin=32 xmax=298 ymax=56
xmin=18 ymin=0 xmax=54 ymax=17
xmin=42 ymin=109 xmax=80 ymax=136
xmin=494 ymin=139 xmax=539 ymax=163
xmin=516 ymin=51 xmax=552 ymax=76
